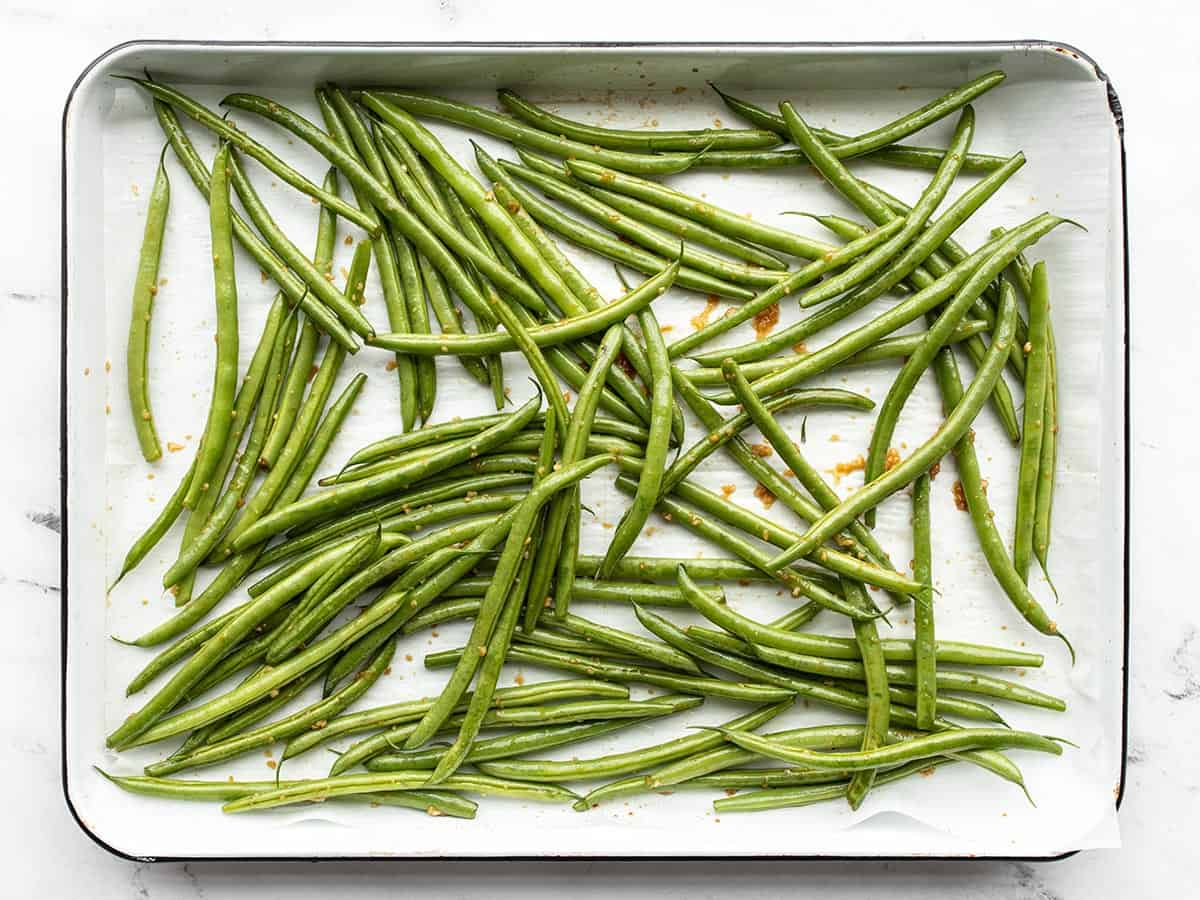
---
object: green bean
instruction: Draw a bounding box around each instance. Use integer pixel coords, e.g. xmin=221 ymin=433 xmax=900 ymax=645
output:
xmin=572 ymin=556 xmax=770 ymax=583
xmin=1013 ymin=261 xmax=1051 ymax=580
xmin=198 ymin=660 xmax=331 ymax=745
xmin=667 ymin=369 xmax=880 ymax=568
xmin=667 ymin=219 xmax=904 ymax=359
xmin=443 ymin=576 xmax=709 ymax=608
xmin=261 ymin=317 xmax=317 ymax=470
xmin=912 ymin=473 xmax=936 ymax=730
xmin=862 ymin=224 xmax=1069 ymax=510
xmin=709 ymin=82 xmax=1009 ymax=173
xmin=367 ymin=100 xmax=586 ymax=315
xmin=107 ymin=537 xmax=358 ymax=749
xmin=369 ymin=126 xmax=548 ymax=318
xmin=364 ymin=89 xmax=700 ymax=176
xmin=181 ymin=142 xmax=240 ymax=510
xmin=401 ymin=454 xmax=604 ymax=752
xmin=151 ymin=98 xmax=358 ymax=352
xmin=616 ymin=475 xmax=870 ymax=620
xmin=753 ymin=643 xmax=1064 ymax=711
xmin=573 ymin=723 xmax=884 ymax=810
xmin=473 ymin=151 xmax=753 ymax=301
xmin=285 ymin=678 xmax=627 ymax=762
xmin=717 ymin=361 xmax=905 ymax=589
xmin=503 ymin=153 xmax=786 ymax=288
xmin=711 ymin=725 xmax=1061 ymax=772
xmin=713 ymin=757 xmax=962 ymax=812
xmin=225 ymin=770 xmax=578 ymax=812
xmin=563 ymin=158 xmax=837 ymax=260
xmin=266 ymin=515 xmax=500 ymax=663
xmin=479 ymin=699 xmax=787 ymax=785
xmin=231 ymin=392 xmax=542 ymax=549
xmin=599 ymin=308 xmax=672 ymax=577
xmin=797 ymin=107 xmax=976 ymax=312
xmin=514 ymin=627 xmax=641 ymax=660
xmin=662 ymin=387 xmax=872 ymax=493
xmin=568 ymin=178 xmax=788 ymax=270
xmin=256 ymin=481 xmax=526 ymax=572
xmin=687 ymin=152 xmax=1024 ymax=369
xmin=1035 ymin=324 xmax=1059 ymax=574
xmin=366 ymin=718 xmax=644 ymax=772
xmin=97 ymin=769 xmax=477 ymax=817
xmin=401 ymin=597 xmax=484 ymax=632
xmin=680 ymin=768 xmax=850 ymax=791
xmin=427 ymin=642 xmax=794 ymax=705
xmin=318 ymin=90 xmax=423 ymax=430
xmin=123 ymin=599 xmax=253 ymax=695
xmin=212 ymin=335 xmax=348 ymax=560
xmin=675 ymin=562 xmax=1041 ymax=666
xmin=227 ymin=152 xmax=373 ymax=340
xmin=560 ymin=612 xmax=705 ymax=675
xmin=929 ymin=341 xmax=1073 ymax=657
xmin=112 ymin=462 xmax=193 ymax=586
xmin=126 ymin=148 xmax=170 ymax=461
xmin=127 ymin=78 xmax=376 ymax=231
xmin=249 ymin=530 xmax=410 ymax=602
xmin=366 ymin=258 xmax=677 ymax=357
xmin=686 ymin=630 xmax=1005 ymax=723
xmin=473 ymin=144 xmax=685 ymax=443
xmin=147 ymin=639 xmax=396 ymax=778
xmin=498 ymin=89 xmax=782 ymax=152
xmin=763 ymin=276 xmax=1017 ymax=571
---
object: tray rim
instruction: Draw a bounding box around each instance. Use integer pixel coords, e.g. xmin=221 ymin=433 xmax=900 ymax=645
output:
xmin=59 ymin=38 xmax=1129 ymax=865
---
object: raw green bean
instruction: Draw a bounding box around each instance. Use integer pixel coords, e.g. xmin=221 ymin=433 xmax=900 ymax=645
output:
xmin=224 ymin=771 xmax=579 ymax=812
xmin=662 ymin=387 xmax=872 ymax=493
xmin=284 ymin=678 xmax=627 ymax=762
xmin=1013 ymin=261 xmax=1051 ymax=580
xmin=366 ymin=258 xmax=677 ymax=356
xmin=563 ymin=158 xmax=837 ymax=259
xmin=147 ymin=639 xmax=396 ymax=777
xmin=127 ymin=78 xmax=376 ymax=231
xmin=713 ymin=758 xmax=960 ymax=812
xmin=687 ymin=144 xmax=1024 ymax=367
xmin=151 ymin=98 xmax=358 ymax=351
xmin=913 ymin=473 xmax=936 ymax=730
xmin=227 ymin=152 xmax=374 ymax=339
xmin=318 ymin=89 xmax=424 ymax=429
xmin=472 ymin=150 xmax=753 ymax=301
xmin=126 ymin=148 xmax=170 ymax=461
xmin=764 ymin=275 xmax=1016 ymax=570
xmin=503 ymin=153 xmax=786 ymax=288
xmin=230 ymin=392 xmax=542 ymax=548
xmin=182 ymin=142 xmax=240 ymax=510
xmin=479 ymin=700 xmax=788 ymax=785
xmin=365 ymin=89 xmax=700 ymax=176
xmin=365 ymin=718 xmax=642 ymax=772
xmin=107 ymin=539 xmax=358 ymax=749
xmin=600 ymin=307 xmax=672 ymax=577
xmin=929 ymin=341 xmax=1073 ymax=656
xmin=427 ymin=642 xmax=794 ymax=705
xmin=667 ymin=219 xmax=905 ymax=359
xmin=710 ymin=725 xmax=1061 ymax=771
xmin=862 ymin=224 xmax=1070 ymax=508
xmin=709 ymin=82 xmax=1009 ymax=173
xmin=498 ymin=89 xmax=782 ymax=152
xmin=675 ymin=562 xmax=1041 ymax=666
xmin=367 ymin=101 xmax=586 ymax=315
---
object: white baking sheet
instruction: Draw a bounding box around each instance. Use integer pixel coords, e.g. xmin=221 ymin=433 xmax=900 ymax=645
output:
xmin=64 ymin=43 xmax=1126 ymax=860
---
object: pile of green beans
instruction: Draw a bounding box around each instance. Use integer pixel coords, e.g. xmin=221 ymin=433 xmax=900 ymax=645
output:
xmin=104 ymin=69 xmax=1074 ymax=824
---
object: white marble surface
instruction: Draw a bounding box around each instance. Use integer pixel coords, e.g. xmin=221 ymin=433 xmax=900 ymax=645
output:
xmin=2 ymin=0 xmax=1192 ymax=894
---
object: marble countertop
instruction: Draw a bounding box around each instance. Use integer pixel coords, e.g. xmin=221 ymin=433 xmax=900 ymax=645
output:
xmin=4 ymin=1 xmax=1192 ymax=895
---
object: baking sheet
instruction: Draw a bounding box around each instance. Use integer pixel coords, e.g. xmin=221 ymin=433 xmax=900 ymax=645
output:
xmin=63 ymin=43 xmax=1126 ymax=860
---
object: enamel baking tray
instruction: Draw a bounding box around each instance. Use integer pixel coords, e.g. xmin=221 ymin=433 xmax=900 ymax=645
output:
xmin=62 ymin=41 xmax=1128 ymax=862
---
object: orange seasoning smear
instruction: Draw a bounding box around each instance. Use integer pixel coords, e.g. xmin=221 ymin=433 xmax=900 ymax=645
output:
xmin=750 ymin=443 xmax=773 ymax=458
xmin=720 ymin=484 xmax=736 ymax=499
xmin=753 ymin=483 xmax=776 ymax=508
xmin=690 ymin=296 xmax=721 ymax=331
xmin=885 ymin=448 xmax=901 ymax=471
xmin=829 ymin=455 xmax=866 ymax=483
xmin=952 ymin=480 xmax=969 ymax=510
xmin=753 ymin=302 xmax=780 ymax=339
